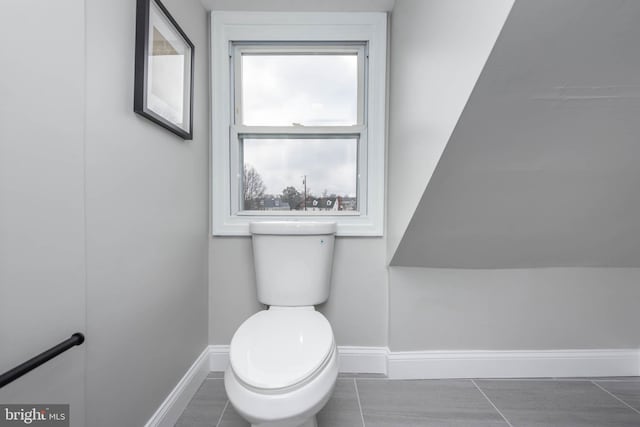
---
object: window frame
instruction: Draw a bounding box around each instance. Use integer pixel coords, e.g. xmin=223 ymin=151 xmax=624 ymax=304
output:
xmin=211 ymin=12 xmax=387 ymax=236
xmin=232 ymin=43 xmax=366 ymax=217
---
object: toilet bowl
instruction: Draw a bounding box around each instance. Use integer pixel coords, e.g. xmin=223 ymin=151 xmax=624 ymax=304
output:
xmin=225 ymin=307 xmax=338 ymax=427
xmin=224 ymin=222 xmax=338 ymax=427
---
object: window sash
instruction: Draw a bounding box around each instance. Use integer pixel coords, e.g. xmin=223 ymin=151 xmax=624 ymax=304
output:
xmin=231 ymin=43 xmax=367 ymax=127
xmin=230 ymin=129 xmax=368 ymax=216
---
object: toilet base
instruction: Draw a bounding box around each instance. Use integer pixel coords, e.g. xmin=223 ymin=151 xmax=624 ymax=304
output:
xmin=251 ymin=415 xmax=317 ymax=427
xmin=225 ymin=344 xmax=338 ymax=427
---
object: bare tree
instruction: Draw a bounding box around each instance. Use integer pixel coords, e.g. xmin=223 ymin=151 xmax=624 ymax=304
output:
xmin=244 ymin=165 xmax=265 ymax=210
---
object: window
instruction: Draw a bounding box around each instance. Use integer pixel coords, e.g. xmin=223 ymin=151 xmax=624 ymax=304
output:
xmin=211 ymin=12 xmax=387 ymax=236
xmin=234 ymin=43 xmax=364 ymax=215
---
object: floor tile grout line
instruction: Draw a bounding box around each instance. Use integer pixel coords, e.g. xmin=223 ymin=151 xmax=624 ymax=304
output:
xmin=591 ymin=381 xmax=640 ymax=415
xmin=471 ymin=379 xmax=514 ymax=427
xmin=353 ymin=378 xmax=366 ymax=427
xmin=337 ymin=376 xmax=640 ymax=382
xmin=215 ymin=400 xmax=229 ymax=427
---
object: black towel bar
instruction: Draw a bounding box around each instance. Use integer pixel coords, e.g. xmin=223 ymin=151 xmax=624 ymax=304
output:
xmin=0 ymin=333 xmax=85 ymax=388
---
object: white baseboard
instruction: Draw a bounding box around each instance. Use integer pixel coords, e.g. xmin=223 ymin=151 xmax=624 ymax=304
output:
xmin=337 ymin=346 xmax=389 ymax=374
xmin=209 ymin=344 xmax=230 ymax=372
xmin=208 ymin=345 xmax=389 ymax=374
xmin=144 ymin=347 xmax=210 ymax=427
xmin=210 ymin=345 xmax=639 ymax=379
xmin=387 ymin=349 xmax=640 ymax=379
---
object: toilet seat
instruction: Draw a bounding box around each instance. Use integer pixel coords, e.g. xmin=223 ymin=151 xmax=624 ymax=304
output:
xmin=229 ymin=307 xmax=335 ymax=392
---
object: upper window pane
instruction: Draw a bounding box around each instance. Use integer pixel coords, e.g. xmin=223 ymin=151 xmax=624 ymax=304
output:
xmin=241 ymin=54 xmax=358 ymax=126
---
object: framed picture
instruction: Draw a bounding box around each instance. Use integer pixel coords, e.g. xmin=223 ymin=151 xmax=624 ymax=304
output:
xmin=134 ymin=0 xmax=194 ymax=139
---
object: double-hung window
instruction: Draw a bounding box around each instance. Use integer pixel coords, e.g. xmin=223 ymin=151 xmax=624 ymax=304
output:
xmin=211 ymin=12 xmax=387 ymax=236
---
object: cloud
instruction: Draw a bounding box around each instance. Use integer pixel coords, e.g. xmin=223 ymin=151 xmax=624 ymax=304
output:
xmin=240 ymin=52 xmax=360 ymax=198
xmin=242 ymin=54 xmax=358 ymax=126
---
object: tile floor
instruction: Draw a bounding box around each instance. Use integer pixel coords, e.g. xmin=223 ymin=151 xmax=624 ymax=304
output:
xmin=175 ymin=373 xmax=640 ymax=427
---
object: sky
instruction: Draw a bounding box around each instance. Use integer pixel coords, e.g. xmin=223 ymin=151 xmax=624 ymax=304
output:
xmin=244 ymin=138 xmax=357 ymax=197
xmin=240 ymin=53 xmax=359 ymax=197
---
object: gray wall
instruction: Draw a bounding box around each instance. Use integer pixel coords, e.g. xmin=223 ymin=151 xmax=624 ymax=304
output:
xmin=206 ymin=0 xmax=391 ymax=348
xmin=84 ymin=0 xmax=209 ymax=426
xmin=393 ymin=0 xmax=640 ymax=268
xmin=209 ymin=237 xmax=388 ymax=346
xmin=387 ymin=0 xmax=514 ymax=260
xmin=207 ymin=0 xmax=515 ymax=350
xmin=388 ymin=0 xmax=640 ymax=352
xmin=0 ymin=2 xmax=86 ymax=425
xmin=390 ymin=267 xmax=640 ymax=351
xmin=1 ymin=1 xmax=209 ymax=426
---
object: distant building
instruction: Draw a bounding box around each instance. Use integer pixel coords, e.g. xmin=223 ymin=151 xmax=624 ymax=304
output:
xmin=301 ymin=196 xmax=357 ymax=211
xmin=338 ymin=197 xmax=357 ymax=211
xmin=262 ymin=197 xmax=290 ymax=211
xmin=246 ymin=195 xmax=357 ymax=211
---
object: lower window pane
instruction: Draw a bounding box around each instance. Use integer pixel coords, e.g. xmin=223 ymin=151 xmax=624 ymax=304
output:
xmin=242 ymin=138 xmax=358 ymax=212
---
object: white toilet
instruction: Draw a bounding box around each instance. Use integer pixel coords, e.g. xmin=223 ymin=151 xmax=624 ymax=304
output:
xmin=224 ymin=221 xmax=339 ymax=427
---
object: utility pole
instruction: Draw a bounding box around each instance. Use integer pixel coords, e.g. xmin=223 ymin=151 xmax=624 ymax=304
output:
xmin=302 ymin=175 xmax=307 ymax=211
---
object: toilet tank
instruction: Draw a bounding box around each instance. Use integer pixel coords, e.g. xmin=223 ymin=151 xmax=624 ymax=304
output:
xmin=250 ymin=222 xmax=336 ymax=306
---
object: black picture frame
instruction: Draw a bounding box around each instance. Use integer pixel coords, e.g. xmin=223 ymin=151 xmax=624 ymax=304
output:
xmin=134 ymin=0 xmax=194 ymax=140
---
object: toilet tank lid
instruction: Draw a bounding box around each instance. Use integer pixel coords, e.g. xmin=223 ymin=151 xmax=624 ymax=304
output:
xmin=250 ymin=221 xmax=336 ymax=235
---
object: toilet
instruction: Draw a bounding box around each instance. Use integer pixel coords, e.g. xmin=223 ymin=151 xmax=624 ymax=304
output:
xmin=224 ymin=221 xmax=339 ymax=427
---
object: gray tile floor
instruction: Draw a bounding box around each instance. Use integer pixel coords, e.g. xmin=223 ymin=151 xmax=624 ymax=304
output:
xmin=175 ymin=374 xmax=640 ymax=427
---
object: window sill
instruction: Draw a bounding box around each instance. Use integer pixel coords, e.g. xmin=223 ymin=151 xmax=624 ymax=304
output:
xmin=236 ymin=210 xmax=360 ymax=217
xmin=212 ymin=214 xmax=382 ymax=237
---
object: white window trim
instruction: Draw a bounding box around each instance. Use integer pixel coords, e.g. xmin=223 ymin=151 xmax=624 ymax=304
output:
xmin=210 ymin=11 xmax=387 ymax=236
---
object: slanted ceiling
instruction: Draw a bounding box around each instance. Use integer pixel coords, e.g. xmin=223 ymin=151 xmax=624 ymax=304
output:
xmin=392 ymin=0 xmax=640 ymax=268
